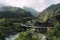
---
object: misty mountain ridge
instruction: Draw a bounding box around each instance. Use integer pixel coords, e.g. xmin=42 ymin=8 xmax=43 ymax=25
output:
xmin=0 ymin=4 xmax=5 ymax=10
xmin=23 ymin=6 xmax=40 ymax=17
xmin=0 ymin=5 xmax=34 ymax=18
xmin=0 ymin=4 xmax=40 ymax=17
xmin=0 ymin=4 xmax=5 ymax=7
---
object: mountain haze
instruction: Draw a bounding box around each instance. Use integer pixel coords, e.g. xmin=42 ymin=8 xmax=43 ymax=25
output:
xmin=0 ymin=6 xmax=34 ymax=18
xmin=23 ymin=6 xmax=40 ymax=17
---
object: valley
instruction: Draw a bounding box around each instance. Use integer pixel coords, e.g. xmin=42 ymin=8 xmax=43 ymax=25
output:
xmin=0 ymin=3 xmax=60 ymax=40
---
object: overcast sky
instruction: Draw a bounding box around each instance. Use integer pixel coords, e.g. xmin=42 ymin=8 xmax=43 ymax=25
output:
xmin=0 ymin=0 xmax=60 ymax=12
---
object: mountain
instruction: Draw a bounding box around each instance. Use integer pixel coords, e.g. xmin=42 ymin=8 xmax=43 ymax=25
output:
xmin=0 ymin=4 xmax=4 ymax=7
xmin=0 ymin=6 xmax=34 ymax=18
xmin=0 ymin=4 xmax=5 ymax=11
xmin=23 ymin=6 xmax=40 ymax=17
xmin=38 ymin=3 xmax=60 ymax=23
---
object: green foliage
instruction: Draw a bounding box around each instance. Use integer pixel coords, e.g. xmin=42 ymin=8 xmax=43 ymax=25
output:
xmin=46 ymin=22 xmax=60 ymax=40
xmin=0 ymin=18 xmax=6 ymax=25
xmin=46 ymin=29 xmax=55 ymax=40
xmin=0 ymin=18 xmax=30 ymax=39
xmin=0 ymin=33 xmax=6 ymax=40
xmin=54 ymin=22 xmax=60 ymax=38
xmin=15 ymin=30 xmax=41 ymax=40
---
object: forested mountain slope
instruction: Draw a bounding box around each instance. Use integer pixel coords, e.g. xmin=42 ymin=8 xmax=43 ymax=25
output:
xmin=0 ymin=6 xmax=34 ymax=18
xmin=38 ymin=3 xmax=60 ymax=22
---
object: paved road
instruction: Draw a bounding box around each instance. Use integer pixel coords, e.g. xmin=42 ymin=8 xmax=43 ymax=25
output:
xmin=38 ymin=33 xmax=46 ymax=40
xmin=30 ymin=28 xmax=46 ymax=40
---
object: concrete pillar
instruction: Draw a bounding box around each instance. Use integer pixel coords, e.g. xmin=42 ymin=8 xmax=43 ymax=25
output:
xmin=41 ymin=28 xmax=42 ymax=33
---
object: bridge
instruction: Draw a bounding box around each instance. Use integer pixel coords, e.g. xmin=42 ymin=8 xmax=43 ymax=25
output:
xmin=20 ymin=23 xmax=55 ymax=40
xmin=20 ymin=23 xmax=55 ymax=33
xmin=20 ymin=23 xmax=55 ymax=28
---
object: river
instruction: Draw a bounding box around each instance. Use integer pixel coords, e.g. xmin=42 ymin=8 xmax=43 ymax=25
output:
xmin=5 ymin=33 xmax=19 ymax=40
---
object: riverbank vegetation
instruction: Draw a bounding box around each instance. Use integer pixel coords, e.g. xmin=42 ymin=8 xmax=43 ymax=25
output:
xmin=0 ymin=18 xmax=32 ymax=40
xmin=15 ymin=30 xmax=41 ymax=40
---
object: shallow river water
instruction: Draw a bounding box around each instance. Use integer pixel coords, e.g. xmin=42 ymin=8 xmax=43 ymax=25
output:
xmin=5 ymin=33 xmax=19 ymax=40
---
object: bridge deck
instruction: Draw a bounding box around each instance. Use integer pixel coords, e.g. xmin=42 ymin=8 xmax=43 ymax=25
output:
xmin=21 ymin=24 xmax=55 ymax=28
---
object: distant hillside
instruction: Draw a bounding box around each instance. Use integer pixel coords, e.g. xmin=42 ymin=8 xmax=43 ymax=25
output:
xmin=0 ymin=4 xmax=5 ymax=9
xmin=23 ymin=6 xmax=40 ymax=17
xmin=38 ymin=3 xmax=60 ymax=22
xmin=0 ymin=6 xmax=34 ymax=18
xmin=0 ymin=4 xmax=4 ymax=7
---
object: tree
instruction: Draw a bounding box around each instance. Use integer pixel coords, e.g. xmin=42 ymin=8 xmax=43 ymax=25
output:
xmin=15 ymin=30 xmax=41 ymax=40
xmin=46 ymin=22 xmax=60 ymax=40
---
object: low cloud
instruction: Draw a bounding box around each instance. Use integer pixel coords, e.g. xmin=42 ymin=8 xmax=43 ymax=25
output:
xmin=0 ymin=0 xmax=60 ymax=12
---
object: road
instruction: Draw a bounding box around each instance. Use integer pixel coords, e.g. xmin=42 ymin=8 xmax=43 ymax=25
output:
xmin=38 ymin=33 xmax=46 ymax=40
xmin=21 ymin=23 xmax=54 ymax=28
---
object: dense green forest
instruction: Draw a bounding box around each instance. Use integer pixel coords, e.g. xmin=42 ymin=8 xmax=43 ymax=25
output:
xmin=15 ymin=30 xmax=41 ymax=40
xmin=46 ymin=22 xmax=60 ymax=40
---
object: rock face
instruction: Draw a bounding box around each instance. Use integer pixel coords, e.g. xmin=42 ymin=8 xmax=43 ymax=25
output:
xmin=38 ymin=3 xmax=60 ymax=23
